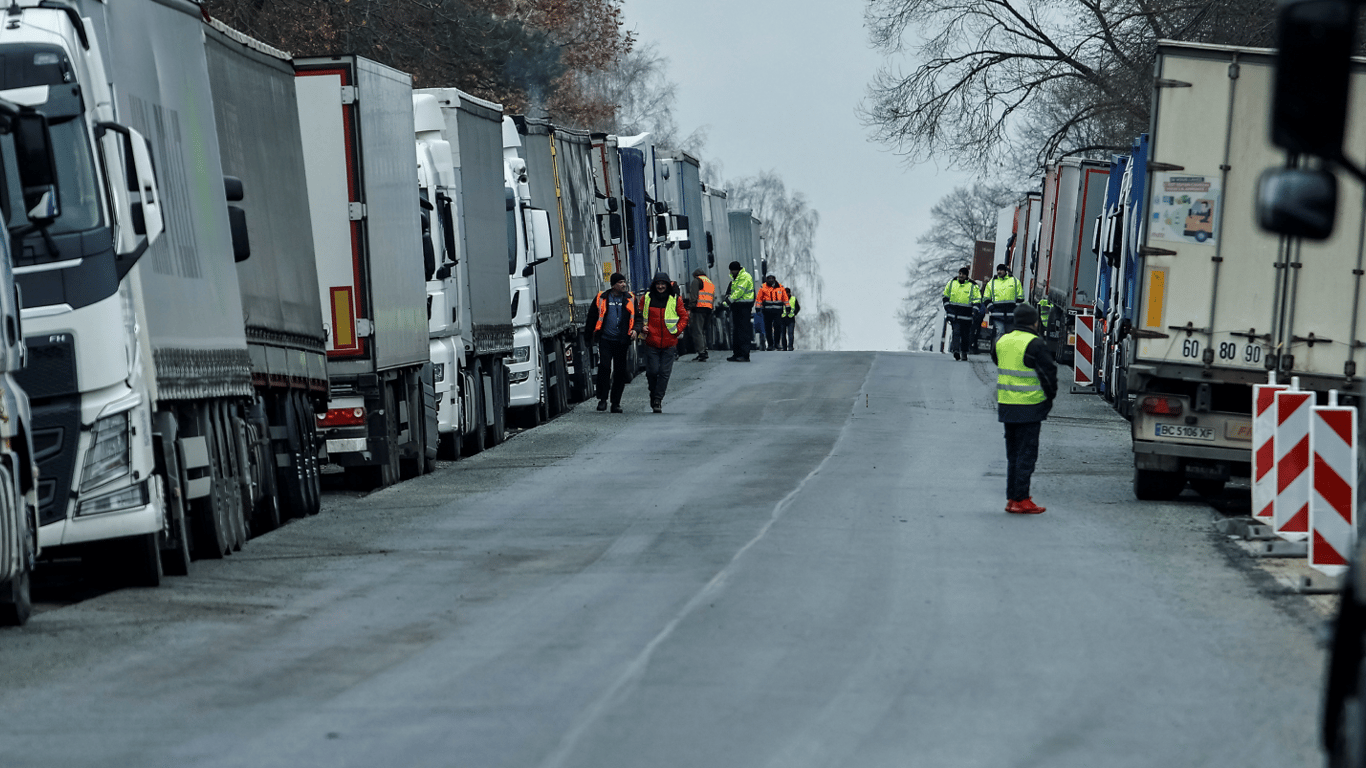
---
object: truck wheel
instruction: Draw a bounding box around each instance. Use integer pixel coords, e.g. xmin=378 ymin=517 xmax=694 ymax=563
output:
xmin=486 ymin=360 xmax=507 ymax=447
xmin=122 ymin=532 xmax=163 ymax=588
xmin=0 ymin=468 xmax=32 ymax=624
xmin=188 ymin=405 xmax=230 ymax=559
xmin=217 ymin=402 xmax=247 ymax=551
xmin=160 ymin=475 xmax=192 ymax=577
xmin=0 ymin=566 xmax=30 ymax=626
xmin=555 ymin=340 xmax=571 ymax=414
xmin=462 ymin=363 xmax=486 ymax=457
xmin=295 ymin=392 xmax=321 ymax=516
xmin=278 ymin=393 xmax=309 ymax=519
xmin=1134 ymin=468 xmax=1184 ymax=501
xmin=352 ymin=385 xmax=400 ymax=490
xmin=400 ymin=374 xmax=424 ymax=480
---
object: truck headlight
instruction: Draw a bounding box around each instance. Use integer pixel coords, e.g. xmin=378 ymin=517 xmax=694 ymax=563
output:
xmin=509 ymin=370 xmax=530 ymax=384
xmin=82 ymin=411 xmax=131 ymax=492
xmin=433 ymin=362 xmax=445 ymax=383
xmin=510 ymin=346 xmax=531 ymax=363
xmin=76 ymin=481 xmax=148 ymax=517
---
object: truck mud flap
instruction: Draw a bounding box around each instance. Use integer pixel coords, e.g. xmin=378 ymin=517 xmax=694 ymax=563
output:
xmin=178 ymin=436 xmax=212 ymax=500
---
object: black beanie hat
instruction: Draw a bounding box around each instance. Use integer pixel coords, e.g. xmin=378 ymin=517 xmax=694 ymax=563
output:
xmin=609 ymin=272 xmax=626 ymax=285
xmin=729 ymin=261 xmax=742 ymax=271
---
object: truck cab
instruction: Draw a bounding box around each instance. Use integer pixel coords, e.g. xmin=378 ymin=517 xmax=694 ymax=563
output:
xmin=0 ymin=1 xmax=165 ymax=579
xmin=501 ymin=119 xmax=552 ymax=421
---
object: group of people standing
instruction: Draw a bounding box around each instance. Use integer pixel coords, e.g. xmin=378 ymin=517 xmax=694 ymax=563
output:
xmin=942 ymin=263 xmax=1026 ymax=360
xmin=584 ymin=262 xmax=801 ymax=414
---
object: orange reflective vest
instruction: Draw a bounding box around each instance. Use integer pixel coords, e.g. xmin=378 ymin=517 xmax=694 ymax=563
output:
xmin=695 ymin=276 xmax=715 ymax=309
xmin=594 ymin=290 xmax=634 ymax=334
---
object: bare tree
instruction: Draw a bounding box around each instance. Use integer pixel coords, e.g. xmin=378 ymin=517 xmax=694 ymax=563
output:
xmin=862 ymin=0 xmax=1275 ymax=174
xmin=727 ymin=172 xmax=841 ymax=350
xmin=898 ymin=183 xmax=1012 ymax=350
xmin=578 ymin=41 xmax=708 ymax=154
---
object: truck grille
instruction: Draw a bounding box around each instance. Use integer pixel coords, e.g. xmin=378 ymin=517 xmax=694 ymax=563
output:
xmin=17 ymin=334 xmax=78 ymax=398
xmin=30 ymin=397 xmax=80 ymax=527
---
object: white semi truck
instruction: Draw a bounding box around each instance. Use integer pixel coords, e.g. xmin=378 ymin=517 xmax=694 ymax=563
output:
xmin=412 ymin=88 xmax=522 ymax=456
xmin=0 ymin=0 xmax=301 ymax=583
xmin=0 ymin=100 xmax=65 ymax=624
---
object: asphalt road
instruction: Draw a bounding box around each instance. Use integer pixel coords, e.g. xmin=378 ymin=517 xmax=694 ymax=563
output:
xmin=0 ymin=351 xmax=1328 ymax=767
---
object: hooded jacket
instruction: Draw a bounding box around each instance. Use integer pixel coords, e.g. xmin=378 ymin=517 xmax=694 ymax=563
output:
xmin=635 ymin=272 xmax=690 ymax=349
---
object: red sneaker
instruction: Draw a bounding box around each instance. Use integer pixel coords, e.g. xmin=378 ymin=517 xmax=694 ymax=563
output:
xmin=1015 ymin=498 xmax=1046 ymax=514
xmin=1005 ymin=500 xmax=1022 ymax=513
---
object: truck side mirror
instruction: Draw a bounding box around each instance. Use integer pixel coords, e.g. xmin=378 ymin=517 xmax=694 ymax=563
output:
xmin=597 ymin=212 xmax=622 ymax=246
xmin=1271 ymin=0 xmax=1357 ymax=157
xmin=97 ymin=122 xmax=164 ymax=263
xmin=528 ymin=207 xmax=554 ymax=268
xmin=223 ymin=175 xmax=250 ymax=262
xmin=12 ymin=110 xmax=59 ymax=223
xmin=1257 ymin=167 xmax=1337 ymax=239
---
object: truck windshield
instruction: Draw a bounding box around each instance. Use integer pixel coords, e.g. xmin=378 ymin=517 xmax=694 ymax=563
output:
xmin=47 ymin=115 xmax=101 ymax=235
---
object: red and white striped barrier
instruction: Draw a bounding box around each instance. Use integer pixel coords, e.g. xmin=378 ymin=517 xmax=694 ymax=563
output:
xmin=1310 ymin=395 xmax=1357 ymax=576
xmin=1274 ymin=385 xmax=1313 ymax=541
xmin=1072 ymin=312 xmax=1094 ymax=389
xmin=1252 ymin=382 xmax=1288 ymax=521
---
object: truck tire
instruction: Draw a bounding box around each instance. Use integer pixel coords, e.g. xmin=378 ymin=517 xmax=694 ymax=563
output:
xmin=188 ymin=405 xmax=230 ymax=559
xmin=400 ymin=372 xmax=425 ymax=480
xmin=1133 ymin=468 xmax=1184 ymax=501
xmin=569 ymin=334 xmax=592 ymax=403
xmin=462 ymin=363 xmax=486 ymax=457
xmin=216 ymin=402 xmax=246 ymax=551
xmin=555 ymin=339 xmax=571 ymax=415
xmin=278 ymin=393 xmax=308 ymax=518
xmin=0 ymin=467 xmax=32 ymax=624
xmin=153 ymin=414 xmax=192 ymax=576
xmin=351 ymin=385 xmax=400 ymax=490
xmin=486 ymin=359 xmax=507 ymax=447
xmin=0 ymin=566 xmax=30 ymax=626
xmin=295 ymin=392 xmax=321 ymax=516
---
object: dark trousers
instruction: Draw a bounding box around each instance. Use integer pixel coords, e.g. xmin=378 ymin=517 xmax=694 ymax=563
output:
xmin=1004 ymin=421 xmax=1042 ymax=501
xmin=949 ymin=318 xmax=971 ymax=356
xmin=763 ymin=308 xmax=783 ymax=351
xmin=730 ymin=303 xmax=753 ymax=359
xmin=595 ymin=338 xmax=630 ymax=405
xmin=782 ymin=317 xmax=795 ymax=350
xmin=643 ymin=345 xmax=676 ymax=401
xmin=689 ymin=307 xmax=712 ymax=357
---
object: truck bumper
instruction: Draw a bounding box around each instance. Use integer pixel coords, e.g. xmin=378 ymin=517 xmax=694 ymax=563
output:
xmin=40 ymin=482 xmax=160 ymax=549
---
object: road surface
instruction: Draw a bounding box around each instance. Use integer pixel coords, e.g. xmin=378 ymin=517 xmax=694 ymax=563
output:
xmin=0 ymin=352 xmax=1327 ymax=767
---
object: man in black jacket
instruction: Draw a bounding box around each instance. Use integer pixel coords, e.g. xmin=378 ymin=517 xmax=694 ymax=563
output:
xmin=991 ymin=303 xmax=1057 ymax=514
xmin=584 ymin=273 xmax=635 ymax=413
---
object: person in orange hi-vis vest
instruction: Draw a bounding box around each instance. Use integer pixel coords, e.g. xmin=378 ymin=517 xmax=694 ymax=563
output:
xmin=685 ymin=268 xmax=715 ymax=362
xmin=755 ymin=275 xmax=789 ymax=353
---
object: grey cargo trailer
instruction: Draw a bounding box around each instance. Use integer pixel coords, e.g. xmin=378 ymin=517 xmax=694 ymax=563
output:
xmin=204 ymin=20 xmax=327 ymax=521
xmin=295 ymin=55 xmax=435 ymax=488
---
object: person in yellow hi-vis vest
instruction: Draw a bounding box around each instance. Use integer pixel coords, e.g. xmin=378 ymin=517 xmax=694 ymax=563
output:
xmin=942 ymin=267 xmax=981 ymax=360
xmin=635 ymin=272 xmax=689 ymax=413
xmin=991 ymin=304 xmax=1057 ymax=514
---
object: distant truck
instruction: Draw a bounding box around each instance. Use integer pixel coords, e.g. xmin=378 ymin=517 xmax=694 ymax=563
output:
xmin=1035 ymin=157 xmax=1109 ymax=358
xmin=412 ymin=87 xmax=516 ymax=457
xmin=295 ymin=55 xmax=436 ymax=489
xmin=1122 ymin=41 xmax=1348 ymax=500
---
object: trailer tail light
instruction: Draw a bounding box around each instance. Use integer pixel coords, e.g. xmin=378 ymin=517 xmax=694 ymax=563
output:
xmin=1140 ymin=397 xmax=1183 ymax=416
xmin=319 ymin=407 xmax=366 ymax=427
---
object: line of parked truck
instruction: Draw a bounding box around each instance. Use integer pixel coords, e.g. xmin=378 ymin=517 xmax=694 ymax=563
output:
xmin=0 ymin=0 xmax=773 ymax=626
xmin=992 ymin=38 xmax=1366 ymax=502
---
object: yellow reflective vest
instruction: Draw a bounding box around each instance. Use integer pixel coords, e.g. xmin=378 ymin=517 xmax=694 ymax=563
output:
xmin=986 ymin=276 xmax=1024 ymax=304
xmin=782 ymin=296 xmax=799 ymax=318
xmin=996 ymin=330 xmax=1046 ymax=406
xmin=642 ymin=292 xmax=682 ymax=335
xmin=943 ymin=278 xmax=981 ymax=306
xmin=727 ymin=270 xmax=755 ymax=303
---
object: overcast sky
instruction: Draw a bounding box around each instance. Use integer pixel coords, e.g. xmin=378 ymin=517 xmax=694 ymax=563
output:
xmin=625 ymin=0 xmax=968 ymax=351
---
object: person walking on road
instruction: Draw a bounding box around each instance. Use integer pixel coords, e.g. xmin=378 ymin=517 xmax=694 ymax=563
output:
xmin=635 ymin=272 xmax=689 ymax=413
xmin=584 ymin=272 xmax=635 ymax=413
xmin=992 ymin=303 xmax=1057 ymax=514
xmin=942 ymin=267 xmax=981 ymax=361
xmin=780 ymin=289 xmax=800 ymax=351
xmin=756 ymin=275 xmax=789 ymax=353
xmin=722 ymin=261 xmax=755 ymax=362
xmin=686 ymin=268 xmax=715 ymax=361
xmin=984 ymin=263 xmax=1025 ymax=341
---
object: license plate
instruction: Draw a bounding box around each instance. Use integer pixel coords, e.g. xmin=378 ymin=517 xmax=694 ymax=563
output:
xmin=1156 ymin=424 xmax=1214 ymax=441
